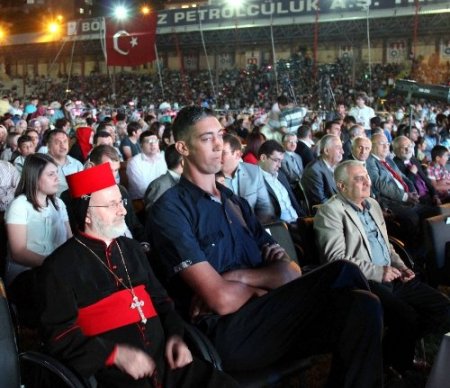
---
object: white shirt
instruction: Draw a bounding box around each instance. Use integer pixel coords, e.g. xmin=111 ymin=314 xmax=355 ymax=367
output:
xmin=261 ymin=169 xmax=298 ymax=223
xmin=54 ymin=155 xmax=84 ymax=197
xmin=126 ymin=152 xmax=167 ymax=200
xmin=5 ymin=195 xmax=69 ymax=285
xmin=0 ymin=161 xmax=20 ymax=212
xmin=349 ymin=105 xmax=375 ymax=130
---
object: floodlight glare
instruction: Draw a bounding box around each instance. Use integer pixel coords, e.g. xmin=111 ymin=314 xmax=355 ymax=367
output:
xmin=141 ymin=5 xmax=150 ymax=15
xmin=114 ymin=5 xmax=129 ymax=20
xmin=48 ymin=22 xmax=59 ymax=34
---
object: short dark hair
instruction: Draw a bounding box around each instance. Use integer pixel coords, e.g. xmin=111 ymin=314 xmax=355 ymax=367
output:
xmin=15 ymin=153 xmax=58 ymax=211
xmin=431 ymin=145 xmax=448 ymax=161
xmin=370 ymin=116 xmax=382 ymax=127
xmin=297 ymin=125 xmax=311 ymax=138
xmin=172 ymin=106 xmax=216 ymax=142
xmin=223 ymin=133 xmax=242 ymax=153
xmin=164 ymin=144 xmax=183 ymax=170
xmin=18 ymin=134 xmax=33 ymax=147
xmin=47 ymin=129 xmax=69 ymax=144
xmin=343 ymin=115 xmax=356 ymax=126
xmin=276 ymin=95 xmax=289 ymax=106
xmin=258 ymin=140 xmax=285 ymax=158
xmin=139 ymin=129 xmax=158 ymax=144
xmin=89 ymin=145 xmax=120 ymax=165
xmin=324 ymin=120 xmax=341 ymax=131
xmin=55 ymin=118 xmax=70 ymax=130
xmin=127 ymin=121 xmax=142 ymax=136
xmin=94 ymin=131 xmax=112 ymax=144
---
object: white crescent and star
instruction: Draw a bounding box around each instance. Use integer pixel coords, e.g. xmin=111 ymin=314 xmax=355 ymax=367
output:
xmin=113 ymin=30 xmax=138 ymax=56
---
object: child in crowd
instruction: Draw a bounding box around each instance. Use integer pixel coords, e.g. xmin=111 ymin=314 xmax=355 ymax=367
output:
xmin=427 ymin=145 xmax=450 ymax=201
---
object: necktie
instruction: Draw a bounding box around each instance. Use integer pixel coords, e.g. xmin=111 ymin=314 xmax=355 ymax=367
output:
xmin=380 ymin=160 xmax=409 ymax=193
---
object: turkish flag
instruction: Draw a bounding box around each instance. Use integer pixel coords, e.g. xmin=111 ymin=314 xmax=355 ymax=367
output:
xmin=105 ymin=13 xmax=157 ymax=67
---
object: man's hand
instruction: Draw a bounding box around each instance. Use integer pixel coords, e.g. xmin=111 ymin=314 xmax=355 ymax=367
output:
xmin=382 ymin=266 xmax=402 ymax=282
xmin=408 ymin=164 xmax=418 ymax=175
xmin=400 ymin=268 xmax=415 ymax=283
xmin=433 ymin=195 xmax=442 ymax=206
xmin=262 ymin=243 xmax=288 ymax=262
xmin=406 ymin=192 xmax=420 ymax=204
xmin=165 ymin=335 xmax=193 ymax=369
xmin=190 ymin=293 xmax=213 ymax=320
xmin=114 ymin=344 xmax=156 ymax=380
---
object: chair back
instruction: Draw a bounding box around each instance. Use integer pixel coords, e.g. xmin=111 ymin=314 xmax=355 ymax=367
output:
xmin=264 ymin=221 xmax=298 ymax=264
xmin=297 ymin=217 xmax=322 ymax=270
xmin=297 ymin=181 xmax=311 ymax=216
xmin=424 ymin=214 xmax=450 ymax=286
xmin=0 ymin=277 xmax=21 ymax=388
xmin=426 ymin=333 xmax=450 ymax=388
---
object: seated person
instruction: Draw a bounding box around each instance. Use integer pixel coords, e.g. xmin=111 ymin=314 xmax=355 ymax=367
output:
xmin=144 ymin=144 xmax=183 ymax=212
xmin=148 ymin=106 xmax=384 ymax=388
xmin=349 ymin=135 xmax=372 ymax=164
xmin=38 ymin=163 xmax=237 ymax=388
xmin=301 ymin=134 xmax=343 ymax=209
xmin=280 ymin=133 xmax=304 ymax=190
xmin=5 ymin=153 xmax=72 ymax=325
xmin=13 ymin=134 xmax=35 ymax=173
xmin=426 ymin=145 xmax=450 ymax=202
xmin=221 ymin=133 xmax=274 ymax=223
xmin=258 ymin=140 xmax=305 ymax=223
xmin=366 ymin=133 xmax=438 ymax=246
xmin=392 ymin=136 xmax=440 ymax=206
xmin=314 ymin=160 xmax=450 ymax=375
xmin=126 ymin=130 xmax=167 ymax=200
xmin=0 ymin=160 xmax=20 ymax=213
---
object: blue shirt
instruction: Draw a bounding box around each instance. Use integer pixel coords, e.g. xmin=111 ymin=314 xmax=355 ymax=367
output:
xmin=149 ymin=177 xmax=275 ymax=277
xmin=148 ymin=177 xmax=275 ymax=316
xmin=346 ymin=199 xmax=391 ymax=266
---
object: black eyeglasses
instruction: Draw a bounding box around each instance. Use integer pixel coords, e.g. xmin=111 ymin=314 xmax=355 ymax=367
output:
xmin=88 ymin=199 xmax=127 ymax=209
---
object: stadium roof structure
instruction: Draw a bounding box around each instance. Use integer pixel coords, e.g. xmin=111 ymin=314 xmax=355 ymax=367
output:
xmin=1 ymin=0 xmax=450 ymax=60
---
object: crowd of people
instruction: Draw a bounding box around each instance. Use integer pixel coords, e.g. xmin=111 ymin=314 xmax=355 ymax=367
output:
xmin=2 ymin=79 xmax=450 ymax=387
xmin=5 ymin=53 xmax=448 ymax=115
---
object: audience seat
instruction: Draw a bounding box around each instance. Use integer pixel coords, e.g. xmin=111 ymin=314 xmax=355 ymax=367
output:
xmin=264 ymin=221 xmax=299 ymax=264
xmin=424 ymin=214 xmax=450 ymax=287
xmin=0 ymin=277 xmax=91 ymax=388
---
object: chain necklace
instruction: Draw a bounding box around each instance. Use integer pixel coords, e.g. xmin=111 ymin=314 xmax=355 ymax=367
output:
xmin=74 ymin=237 xmax=147 ymax=324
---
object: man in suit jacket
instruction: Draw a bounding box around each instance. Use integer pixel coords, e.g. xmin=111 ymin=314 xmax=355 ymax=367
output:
xmin=366 ymin=133 xmax=438 ymax=245
xmin=392 ymin=135 xmax=440 ymax=206
xmin=301 ymin=134 xmax=343 ymax=210
xmin=295 ymin=125 xmax=315 ymax=167
xmin=221 ymin=134 xmax=274 ymax=223
xmin=314 ymin=160 xmax=450 ymax=376
xmin=144 ymin=144 xmax=183 ymax=212
xmin=258 ymin=140 xmax=305 ymax=223
xmin=281 ymin=133 xmax=304 ymax=189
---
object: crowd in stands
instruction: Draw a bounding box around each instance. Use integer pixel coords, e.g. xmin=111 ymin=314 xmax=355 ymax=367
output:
xmin=5 ymin=54 xmax=448 ymax=115
xmin=2 ymin=74 xmax=450 ymax=386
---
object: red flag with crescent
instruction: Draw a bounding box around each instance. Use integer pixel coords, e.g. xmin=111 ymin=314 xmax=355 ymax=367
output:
xmin=105 ymin=13 xmax=157 ymax=66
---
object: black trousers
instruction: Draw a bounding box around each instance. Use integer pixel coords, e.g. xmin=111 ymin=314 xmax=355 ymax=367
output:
xmin=200 ymin=261 xmax=384 ymax=388
xmin=369 ymin=278 xmax=450 ymax=373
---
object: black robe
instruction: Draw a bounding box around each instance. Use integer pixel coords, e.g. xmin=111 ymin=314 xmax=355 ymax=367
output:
xmin=38 ymin=233 xmax=236 ymax=388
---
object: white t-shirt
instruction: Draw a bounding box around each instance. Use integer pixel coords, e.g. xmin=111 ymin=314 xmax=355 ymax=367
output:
xmin=349 ymin=105 xmax=375 ymax=130
xmin=5 ymin=194 xmax=69 ymax=285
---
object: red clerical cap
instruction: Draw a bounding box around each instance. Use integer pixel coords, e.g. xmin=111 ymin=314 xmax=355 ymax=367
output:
xmin=67 ymin=163 xmax=116 ymax=198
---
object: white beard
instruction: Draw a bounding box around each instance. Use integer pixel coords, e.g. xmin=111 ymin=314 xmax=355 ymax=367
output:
xmin=90 ymin=214 xmax=128 ymax=240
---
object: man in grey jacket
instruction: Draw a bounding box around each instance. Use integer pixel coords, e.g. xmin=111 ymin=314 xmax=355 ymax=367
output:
xmin=221 ymin=133 xmax=274 ymax=223
xmin=314 ymin=160 xmax=450 ymax=376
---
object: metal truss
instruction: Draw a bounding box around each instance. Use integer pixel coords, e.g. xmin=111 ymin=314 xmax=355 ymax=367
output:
xmin=2 ymin=13 xmax=450 ymax=62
